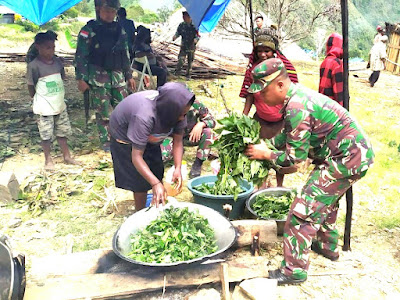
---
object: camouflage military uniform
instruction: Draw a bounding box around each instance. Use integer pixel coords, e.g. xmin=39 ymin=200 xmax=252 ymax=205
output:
xmin=161 ymin=99 xmax=215 ymax=162
xmin=269 ymin=83 xmax=374 ymax=281
xmin=74 ymin=19 xmax=131 ymax=146
xmin=174 ymin=22 xmax=199 ymax=77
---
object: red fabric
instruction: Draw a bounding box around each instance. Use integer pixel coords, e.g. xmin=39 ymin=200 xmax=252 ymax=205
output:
xmin=319 ymin=33 xmax=344 ymax=106
xmin=239 ymin=49 xmax=298 ymax=98
xmin=253 ymin=92 xmax=283 ymax=122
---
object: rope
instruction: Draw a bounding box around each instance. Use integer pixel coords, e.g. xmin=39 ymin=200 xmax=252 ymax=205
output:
xmin=386 ymin=58 xmax=400 ymax=67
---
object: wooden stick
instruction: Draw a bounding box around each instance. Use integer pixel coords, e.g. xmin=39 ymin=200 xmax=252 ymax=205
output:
xmin=219 ymin=88 xmax=231 ymax=114
xmin=220 ymin=263 xmax=230 ymax=300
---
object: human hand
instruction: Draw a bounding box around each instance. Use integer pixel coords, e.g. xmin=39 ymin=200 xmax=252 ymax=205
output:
xmin=189 ymin=122 xmax=205 ymax=143
xmin=77 ymin=80 xmax=89 ymax=93
xmin=171 ymin=168 xmax=183 ymax=190
xmin=128 ymin=78 xmax=136 ymax=91
xmin=245 ymin=140 xmax=272 ymax=160
xmin=151 ymin=182 xmax=167 ymax=208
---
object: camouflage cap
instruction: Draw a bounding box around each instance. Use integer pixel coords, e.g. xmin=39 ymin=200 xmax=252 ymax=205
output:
xmin=98 ymin=0 xmax=120 ymax=10
xmin=248 ymin=58 xmax=285 ymax=93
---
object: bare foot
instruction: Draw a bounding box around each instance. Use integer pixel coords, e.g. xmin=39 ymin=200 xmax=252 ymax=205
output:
xmin=44 ymin=161 xmax=55 ymax=171
xmin=64 ymin=158 xmax=81 ymax=165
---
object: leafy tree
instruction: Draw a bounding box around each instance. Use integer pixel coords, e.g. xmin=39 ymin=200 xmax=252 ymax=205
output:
xmin=126 ymin=4 xmax=144 ymax=21
xmin=74 ymin=0 xmax=95 ymax=16
xmin=218 ymin=0 xmax=340 ymax=44
xmin=63 ymin=7 xmax=79 ymax=18
xmin=157 ymin=5 xmax=173 ymax=23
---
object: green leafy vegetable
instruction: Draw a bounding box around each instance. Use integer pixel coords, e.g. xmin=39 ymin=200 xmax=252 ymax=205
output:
xmin=128 ymin=206 xmax=218 ymax=263
xmin=251 ymin=191 xmax=295 ymax=219
xmin=194 ymin=114 xmax=278 ymax=199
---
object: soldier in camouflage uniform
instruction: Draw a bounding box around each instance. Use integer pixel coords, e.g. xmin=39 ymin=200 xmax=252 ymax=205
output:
xmin=245 ymin=58 xmax=374 ymax=285
xmin=160 ymin=99 xmax=215 ymax=178
xmin=172 ymin=11 xmax=199 ymax=79
xmin=74 ymin=0 xmax=135 ymax=150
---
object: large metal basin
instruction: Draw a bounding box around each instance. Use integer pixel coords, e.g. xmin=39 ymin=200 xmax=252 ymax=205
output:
xmin=112 ymin=201 xmax=236 ymax=267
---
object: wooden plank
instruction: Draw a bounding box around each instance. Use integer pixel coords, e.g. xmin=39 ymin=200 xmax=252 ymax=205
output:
xmin=220 ymin=263 xmax=231 ymax=300
xmin=25 ymin=253 xmax=270 ymax=300
xmin=232 ymin=220 xmax=277 ymax=247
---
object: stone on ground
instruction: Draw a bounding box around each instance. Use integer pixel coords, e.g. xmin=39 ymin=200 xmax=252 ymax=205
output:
xmin=0 ymin=171 xmax=19 ymax=202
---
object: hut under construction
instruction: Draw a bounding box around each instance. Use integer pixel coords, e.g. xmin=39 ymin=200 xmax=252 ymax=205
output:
xmin=386 ymin=22 xmax=400 ymax=75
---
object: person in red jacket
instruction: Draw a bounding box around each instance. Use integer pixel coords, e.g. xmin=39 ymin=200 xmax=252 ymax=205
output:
xmin=319 ymin=33 xmax=344 ymax=106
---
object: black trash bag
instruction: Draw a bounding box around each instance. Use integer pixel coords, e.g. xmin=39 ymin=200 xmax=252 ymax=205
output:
xmin=0 ymin=235 xmax=25 ymax=300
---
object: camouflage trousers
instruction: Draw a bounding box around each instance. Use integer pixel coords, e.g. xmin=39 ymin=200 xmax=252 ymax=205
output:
xmin=91 ymin=86 xmax=128 ymax=146
xmin=281 ymin=167 xmax=367 ymax=280
xmin=160 ymin=127 xmax=213 ymax=162
xmin=175 ymin=47 xmax=195 ymax=76
xmin=37 ymin=109 xmax=72 ymax=141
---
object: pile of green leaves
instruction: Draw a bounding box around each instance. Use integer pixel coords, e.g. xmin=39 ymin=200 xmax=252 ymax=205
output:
xmin=128 ymin=207 xmax=218 ymax=263
xmin=251 ymin=191 xmax=295 ymax=220
xmin=194 ymin=114 xmax=276 ymax=199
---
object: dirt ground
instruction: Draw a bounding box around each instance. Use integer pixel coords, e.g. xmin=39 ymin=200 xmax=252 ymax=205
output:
xmin=1 ymin=58 xmax=400 ymax=300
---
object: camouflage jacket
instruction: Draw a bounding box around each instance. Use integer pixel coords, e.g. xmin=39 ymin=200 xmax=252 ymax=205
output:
xmin=74 ymin=19 xmax=132 ymax=88
xmin=174 ymin=22 xmax=199 ymax=50
xmin=186 ymin=99 xmax=216 ymax=134
xmin=270 ymin=83 xmax=374 ymax=178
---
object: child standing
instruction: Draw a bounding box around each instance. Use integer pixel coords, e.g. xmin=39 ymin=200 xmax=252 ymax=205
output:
xmin=27 ymin=32 xmax=79 ymax=170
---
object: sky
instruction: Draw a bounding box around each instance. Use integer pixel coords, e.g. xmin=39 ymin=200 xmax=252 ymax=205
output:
xmin=140 ymin=0 xmax=175 ymax=12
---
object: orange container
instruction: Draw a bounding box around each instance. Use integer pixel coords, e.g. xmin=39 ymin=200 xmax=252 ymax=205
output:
xmin=164 ymin=181 xmax=181 ymax=197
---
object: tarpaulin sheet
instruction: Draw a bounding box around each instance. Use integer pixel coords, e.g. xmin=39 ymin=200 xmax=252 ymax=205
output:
xmin=0 ymin=0 xmax=83 ymax=25
xmin=179 ymin=0 xmax=231 ymax=33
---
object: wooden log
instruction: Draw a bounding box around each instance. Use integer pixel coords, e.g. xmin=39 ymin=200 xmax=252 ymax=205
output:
xmin=231 ymin=220 xmax=277 ymax=247
xmin=25 ymin=250 xmax=271 ymax=300
xmin=220 ymin=263 xmax=231 ymax=300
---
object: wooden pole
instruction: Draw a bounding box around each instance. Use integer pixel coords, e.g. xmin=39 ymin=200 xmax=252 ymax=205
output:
xmin=248 ymin=0 xmax=255 ymax=44
xmin=341 ymin=0 xmax=352 ymax=252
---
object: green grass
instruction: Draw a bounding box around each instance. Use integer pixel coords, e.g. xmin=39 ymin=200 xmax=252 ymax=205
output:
xmin=0 ymin=23 xmax=35 ymax=43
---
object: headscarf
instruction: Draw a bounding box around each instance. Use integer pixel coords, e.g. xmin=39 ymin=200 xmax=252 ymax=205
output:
xmin=155 ymin=82 xmax=195 ymax=131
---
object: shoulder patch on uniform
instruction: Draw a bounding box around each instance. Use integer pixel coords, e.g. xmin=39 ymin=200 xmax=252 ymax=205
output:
xmin=80 ymin=30 xmax=89 ymax=38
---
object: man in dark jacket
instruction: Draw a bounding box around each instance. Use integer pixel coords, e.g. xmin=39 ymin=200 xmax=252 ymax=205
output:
xmin=117 ymin=7 xmax=135 ymax=60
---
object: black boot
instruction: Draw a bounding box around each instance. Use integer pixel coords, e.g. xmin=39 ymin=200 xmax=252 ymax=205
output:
xmin=311 ymin=240 xmax=339 ymax=261
xmin=268 ymin=269 xmax=306 ymax=285
xmin=189 ymin=158 xmax=203 ymax=179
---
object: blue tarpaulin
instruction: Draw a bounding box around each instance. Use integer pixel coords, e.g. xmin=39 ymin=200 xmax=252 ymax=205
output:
xmin=0 ymin=0 xmax=231 ymax=32
xmin=179 ymin=0 xmax=231 ymax=33
xmin=0 ymin=0 xmax=83 ymax=25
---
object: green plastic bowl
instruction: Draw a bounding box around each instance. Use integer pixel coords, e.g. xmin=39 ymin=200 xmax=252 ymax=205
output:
xmin=187 ymin=175 xmax=254 ymax=219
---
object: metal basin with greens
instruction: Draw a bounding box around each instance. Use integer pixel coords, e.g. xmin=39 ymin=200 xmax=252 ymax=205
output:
xmin=112 ymin=201 xmax=236 ymax=267
xmin=246 ymin=187 xmax=295 ymax=235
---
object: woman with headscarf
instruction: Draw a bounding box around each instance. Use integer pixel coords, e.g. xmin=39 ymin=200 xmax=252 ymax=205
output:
xmin=109 ymin=82 xmax=195 ymax=210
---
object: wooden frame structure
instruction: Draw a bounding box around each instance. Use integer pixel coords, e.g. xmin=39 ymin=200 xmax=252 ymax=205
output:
xmin=386 ymin=23 xmax=400 ymax=75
